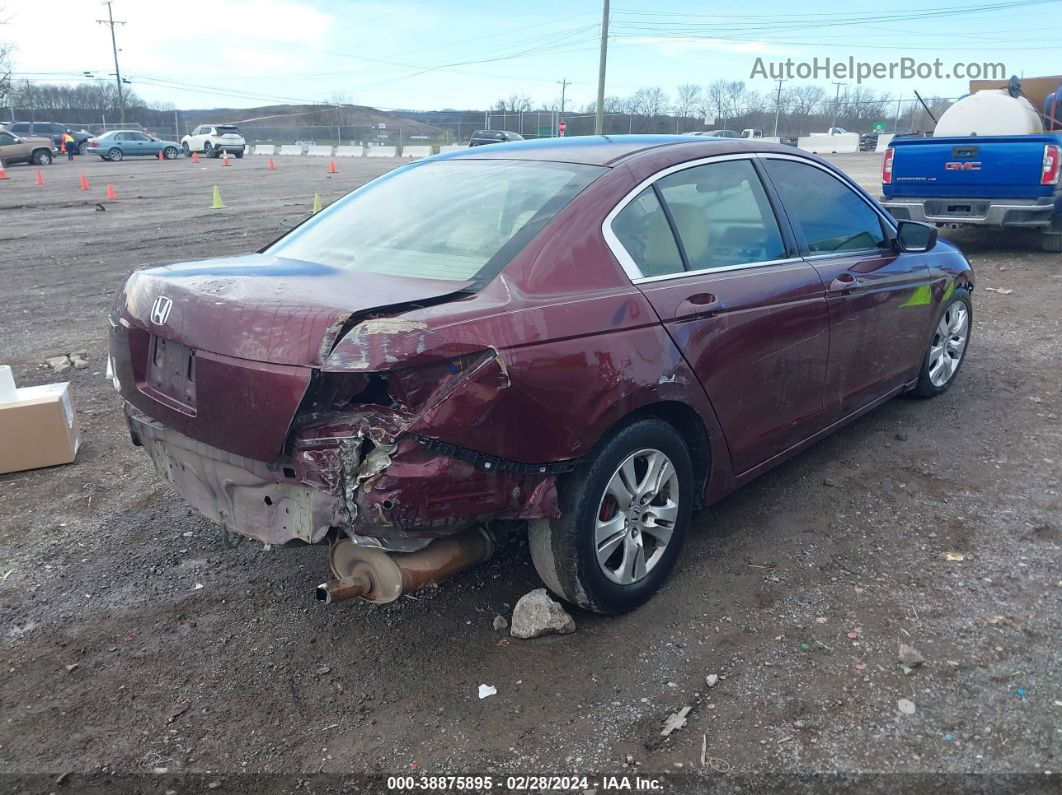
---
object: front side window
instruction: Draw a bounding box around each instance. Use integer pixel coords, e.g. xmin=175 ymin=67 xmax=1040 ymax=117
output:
xmin=655 ymin=159 xmax=786 ymax=270
xmin=764 ymin=159 xmax=887 ymax=254
xmin=610 ymin=187 xmax=685 ymax=277
xmin=269 ymin=160 xmax=604 ymax=283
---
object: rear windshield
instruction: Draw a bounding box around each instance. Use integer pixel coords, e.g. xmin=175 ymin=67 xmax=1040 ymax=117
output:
xmin=267 ymin=160 xmax=605 ymax=283
xmin=217 ymin=126 xmax=241 ymax=134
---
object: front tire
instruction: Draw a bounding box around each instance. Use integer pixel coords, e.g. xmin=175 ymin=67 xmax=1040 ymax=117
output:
xmin=182 ymin=142 xmax=191 ymax=157
xmin=163 ymin=146 xmax=178 ymax=160
xmin=78 ymin=142 xmax=89 ymax=156
xmin=910 ymin=289 xmax=972 ymax=398
xmin=529 ymin=417 xmax=693 ymax=614
xmin=204 ymin=141 xmax=215 ymax=158
xmin=33 ymin=149 xmax=52 ymax=165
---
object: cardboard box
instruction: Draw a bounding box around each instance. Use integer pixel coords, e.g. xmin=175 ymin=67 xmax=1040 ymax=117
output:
xmin=970 ymin=76 xmax=1062 ymax=116
xmin=0 ymin=383 xmax=81 ymax=474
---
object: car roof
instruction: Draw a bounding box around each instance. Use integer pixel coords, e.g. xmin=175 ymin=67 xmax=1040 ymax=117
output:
xmin=435 ymin=134 xmax=773 ymax=167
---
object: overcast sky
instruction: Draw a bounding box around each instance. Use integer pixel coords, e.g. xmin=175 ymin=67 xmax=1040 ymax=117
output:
xmin=5 ymin=0 xmax=1061 ymax=111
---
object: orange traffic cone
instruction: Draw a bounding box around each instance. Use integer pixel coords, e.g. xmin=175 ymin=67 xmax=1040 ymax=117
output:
xmin=59 ymin=142 xmax=66 ymax=155
xmin=267 ymin=158 xmax=276 ymax=171
xmin=35 ymin=168 xmax=44 ymax=186
xmin=192 ymin=151 xmax=200 ymax=164
xmin=0 ymin=161 xmax=9 ymax=180
xmin=328 ymin=159 xmax=337 ymax=174
xmin=106 ymin=184 xmax=117 ymax=200
xmin=80 ymin=174 xmax=89 ymax=191
xmin=158 ymin=150 xmax=165 ymax=161
xmin=221 ymin=152 xmax=230 ymax=167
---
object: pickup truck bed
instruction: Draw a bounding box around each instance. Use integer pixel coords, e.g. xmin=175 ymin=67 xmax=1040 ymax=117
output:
xmin=881 ymin=134 xmax=1062 ymax=251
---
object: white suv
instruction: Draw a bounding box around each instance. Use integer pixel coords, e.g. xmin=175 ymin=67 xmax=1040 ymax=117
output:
xmin=181 ymin=124 xmax=246 ymax=158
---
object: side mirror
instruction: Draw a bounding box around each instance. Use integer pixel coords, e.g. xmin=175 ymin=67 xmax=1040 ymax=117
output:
xmin=894 ymin=220 xmax=938 ymax=253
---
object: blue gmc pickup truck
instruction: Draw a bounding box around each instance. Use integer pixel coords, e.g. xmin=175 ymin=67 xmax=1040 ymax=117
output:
xmin=881 ymin=80 xmax=1062 ymax=252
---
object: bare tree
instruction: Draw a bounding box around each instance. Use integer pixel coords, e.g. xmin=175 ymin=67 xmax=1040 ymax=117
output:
xmin=629 ymin=87 xmax=668 ymax=119
xmin=0 ymin=8 xmax=11 ymax=110
xmin=673 ymin=83 xmax=702 ymax=131
xmin=704 ymin=80 xmax=745 ymax=128
xmin=493 ymin=94 xmax=532 ymax=113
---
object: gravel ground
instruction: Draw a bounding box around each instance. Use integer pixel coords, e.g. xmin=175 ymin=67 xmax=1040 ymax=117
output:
xmin=0 ymin=152 xmax=1058 ymax=791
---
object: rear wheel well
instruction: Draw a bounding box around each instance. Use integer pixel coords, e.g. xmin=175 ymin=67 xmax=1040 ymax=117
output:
xmin=617 ymin=401 xmax=712 ymax=510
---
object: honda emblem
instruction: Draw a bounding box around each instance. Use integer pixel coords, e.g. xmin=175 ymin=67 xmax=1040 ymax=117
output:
xmin=150 ymin=295 xmax=173 ymax=325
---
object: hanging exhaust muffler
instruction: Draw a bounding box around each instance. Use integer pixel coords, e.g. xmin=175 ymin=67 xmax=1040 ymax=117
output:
xmin=316 ymin=525 xmax=493 ymax=604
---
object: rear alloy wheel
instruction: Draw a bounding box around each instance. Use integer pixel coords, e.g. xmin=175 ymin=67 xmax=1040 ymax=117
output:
xmin=529 ymin=418 xmax=693 ymax=614
xmin=163 ymin=146 xmax=178 ymax=160
xmin=911 ymin=290 xmax=971 ymax=397
xmin=108 ymin=147 xmax=123 ymax=162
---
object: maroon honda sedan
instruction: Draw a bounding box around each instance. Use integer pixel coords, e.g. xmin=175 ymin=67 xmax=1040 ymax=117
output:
xmin=108 ymin=135 xmax=973 ymax=614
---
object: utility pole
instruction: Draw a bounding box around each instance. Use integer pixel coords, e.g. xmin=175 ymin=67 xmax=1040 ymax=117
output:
xmin=557 ymin=79 xmax=570 ymax=114
xmin=830 ymin=81 xmax=846 ymax=132
xmin=97 ymin=1 xmax=127 ymax=125
xmin=772 ymin=79 xmax=785 ymax=137
xmin=594 ymin=0 xmax=610 ymax=135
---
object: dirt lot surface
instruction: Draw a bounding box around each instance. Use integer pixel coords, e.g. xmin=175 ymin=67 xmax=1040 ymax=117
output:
xmin=0 ymin=152 xmax=1059 ymax=790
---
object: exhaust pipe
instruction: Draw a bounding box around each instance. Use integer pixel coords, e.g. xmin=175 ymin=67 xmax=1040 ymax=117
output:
xmin=316 ymin=525 xmax=493 ymax=604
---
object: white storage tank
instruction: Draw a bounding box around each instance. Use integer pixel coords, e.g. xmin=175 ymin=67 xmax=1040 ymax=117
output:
xmin=934 ymin=89 xmax=1044 ymax=137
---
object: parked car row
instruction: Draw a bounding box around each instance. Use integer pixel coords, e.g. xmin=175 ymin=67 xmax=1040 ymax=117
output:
xmin=3 ymin=121 xmax=92 ymax=154
xmin=0 ymin=127 xmax=57 ymax=166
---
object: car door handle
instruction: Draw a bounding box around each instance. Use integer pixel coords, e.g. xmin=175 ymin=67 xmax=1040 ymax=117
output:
xmin=829 ymin=273 xmax=863 ymax=293
xmin=675 ymin=293 xmax=724 ymax=319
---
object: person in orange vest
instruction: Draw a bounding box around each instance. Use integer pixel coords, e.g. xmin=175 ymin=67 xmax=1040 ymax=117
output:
xmin=62 ymin=131 xmax=76 ymax=161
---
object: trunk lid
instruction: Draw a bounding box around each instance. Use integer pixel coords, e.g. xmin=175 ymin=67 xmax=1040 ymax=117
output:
xmin=121 ymin=253 xmax=471 ymax=366
xmin=112 ymin=253 xmax=471 ymax=461
xmin=887 ymin=134 xmax=1061 ymax=199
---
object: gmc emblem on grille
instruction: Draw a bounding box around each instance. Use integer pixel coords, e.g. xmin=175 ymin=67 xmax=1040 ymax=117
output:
xmin=945 ymin=161 xmax=981 ymax=171
xmin=150 ymin=296 xmax=173 ymax=325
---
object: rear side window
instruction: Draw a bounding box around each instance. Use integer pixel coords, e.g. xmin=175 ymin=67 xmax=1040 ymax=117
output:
xmin=10 ymin=123 xmax=29 ymax=133
xmin=655 ymin=159 xmax=786 ymax=269
xmin=764 ymin=159 xmax=887 ymax=254
xmin=610 ymin=188 xmax=685 ymax=277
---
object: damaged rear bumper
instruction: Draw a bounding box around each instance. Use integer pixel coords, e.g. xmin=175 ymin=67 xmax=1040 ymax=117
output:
xmin=127 ymin=405 xmax=561 ymax=547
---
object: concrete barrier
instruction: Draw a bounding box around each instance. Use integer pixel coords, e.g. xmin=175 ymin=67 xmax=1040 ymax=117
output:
xmin=875 ymin=134 xmax=895 ymax=152
xmin=401 ymin=146 xmax=432 ymax=159
xmin=278 ymin=144 xmax=302 ymax=156
xmin=306 ymin=145 xmax=334 ymax=157
xmin=334 ymin=145 xmax=364 ymax=157
xmin=798 ymin=133 xmax=860 ymax=154
xmin=252 ymin=145 xmax=276 ymax=156
xmin=366 ymin=146 xmax=397 ymax=158
xmin=439 ymin=145 xmax=466 ymax=154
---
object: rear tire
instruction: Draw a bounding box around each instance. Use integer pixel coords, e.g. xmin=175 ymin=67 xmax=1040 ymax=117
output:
xmin=234 ymin=150 xmax=244 ymax=159
xmin=910 ymin=289 xmax=972 ymax=398
xmin=108 ymin=147 xmax=123 ymax=162
xmin=528 ymin=417 xmax=693 ymax=614
xmin=1041 ymin=232 xmax=1062 ymax=253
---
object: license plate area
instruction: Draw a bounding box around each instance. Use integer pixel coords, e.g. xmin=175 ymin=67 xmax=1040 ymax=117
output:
xmin=145 ymin=336 xmax=197 ymax=413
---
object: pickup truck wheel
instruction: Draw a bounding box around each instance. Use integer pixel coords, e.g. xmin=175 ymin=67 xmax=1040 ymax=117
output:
xmin=1041 ymin=232 xmax=1062 ymax=253
xmin=528 ymin=417 xmax=693 ymax=614
xmin=108 ymin=147 xmax=123 ymax=162
xmin=910 ymin=289 xmax=972 ymax=398
xmin=33 ymin=149 xmax=53 ymax=165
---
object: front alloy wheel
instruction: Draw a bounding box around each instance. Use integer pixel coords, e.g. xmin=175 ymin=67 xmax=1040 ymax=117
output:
xmin=911 ymin=289 xmax=972 ymax=397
